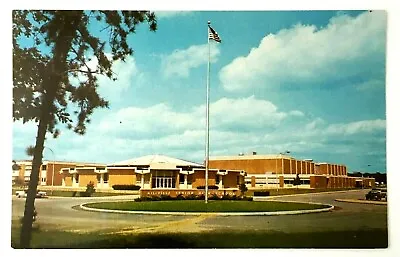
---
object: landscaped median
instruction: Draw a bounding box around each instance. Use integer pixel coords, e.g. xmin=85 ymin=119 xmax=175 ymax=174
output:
xmin=80 ymin=200 xmax=334 ymax=216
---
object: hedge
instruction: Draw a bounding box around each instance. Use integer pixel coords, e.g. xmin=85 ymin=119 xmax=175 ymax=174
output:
xmin=254 ymin=191 xmax=270 ymax=196
xmin=134 ymin=194 xmax=253 ymax=202
xmin=112 ymin=185 xmax=141 ymax=190
xmin=196 ymin=185 xmax=219 ymax=190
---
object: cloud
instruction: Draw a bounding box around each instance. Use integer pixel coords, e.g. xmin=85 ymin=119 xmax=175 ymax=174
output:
xmin=162 ymin=44 xmax=220 ymax=78
xmin=12 ymin=98 xmax=386 ymax=170
xmin=325 ymin=119 xmax=386 ymax=135
xmin=207 ymin=96 xmax=293 ymax=130
xmin=219 ymin=11 xmax=387 ymax=92
xmin=96 ymin=56 xmax=140 ymax=105
xmin=98 ymin=95 xmax=303 ymax=139
xmin=72 ymin=55 xmax=141 ymax=106
xmin=355 ymin=79 xmax=385 ymax=91
xmin=154 ymin=11 xmax=192 ymax=19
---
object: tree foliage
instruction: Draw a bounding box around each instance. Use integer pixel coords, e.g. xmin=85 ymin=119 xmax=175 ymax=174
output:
xmin=13 ymin=10 xmax=157 ymax=248
xmin=293 ymin=174 xmax=301 ymax=189
xmin=13 ymin=10 xmax=157 ymax=135
xmin=239 ymin=183 xmax=248 ymax=196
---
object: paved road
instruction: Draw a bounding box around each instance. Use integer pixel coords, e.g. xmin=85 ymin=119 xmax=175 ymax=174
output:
xmin=12 ymin=189 xmax=387 ymax=234
xmin=201 ymin=190 xmax=388 ymax=233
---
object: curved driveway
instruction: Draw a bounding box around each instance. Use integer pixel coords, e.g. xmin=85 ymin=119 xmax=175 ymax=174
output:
xmin=12 ymin=189 xmax=387 ymax=234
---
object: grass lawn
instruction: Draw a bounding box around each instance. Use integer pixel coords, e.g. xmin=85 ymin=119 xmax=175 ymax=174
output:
xmin=83 ymin=200 xmax=329 ymax=212
xmin=11 ymin=226 xmax=388 ymax=248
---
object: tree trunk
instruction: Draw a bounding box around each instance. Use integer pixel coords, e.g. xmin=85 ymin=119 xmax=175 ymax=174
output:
xmin=19 ymin=11 xmax=83 ymax=248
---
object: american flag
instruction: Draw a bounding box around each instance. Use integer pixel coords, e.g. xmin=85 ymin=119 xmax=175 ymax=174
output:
xmin=208 ymin=25 xmax=221 ymax=43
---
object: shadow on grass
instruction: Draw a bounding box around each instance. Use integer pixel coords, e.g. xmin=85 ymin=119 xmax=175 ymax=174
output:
xmin=12 ymin=228 xmax=388 ymax=249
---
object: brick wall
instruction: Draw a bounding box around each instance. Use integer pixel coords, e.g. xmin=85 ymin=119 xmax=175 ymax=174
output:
xmin=108 ymin=169 xmax=136 ymax=186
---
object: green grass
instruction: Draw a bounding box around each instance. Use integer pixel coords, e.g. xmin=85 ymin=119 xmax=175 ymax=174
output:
xmin=11 ymin=226 xmax=388 ymax=248
xmin=84 ymin=200 xmax=328 ymax=212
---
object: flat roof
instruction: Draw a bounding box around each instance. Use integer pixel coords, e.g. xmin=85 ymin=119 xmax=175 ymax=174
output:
xmin=209 ymin=154 xmax=294 ymax=161
xmin=14 ymin=160 xmax=106 ymax=166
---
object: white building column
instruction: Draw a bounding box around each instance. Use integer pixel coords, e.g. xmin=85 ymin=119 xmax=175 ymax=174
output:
xmin=184 ymin=174 xmax=188 ymax=189
xmin=219 ymin=175 xmax=223 ymax=189
xmin=72 ymin=174 xmax=77 ymax=187
xmin=99 ymin=173 xmax=104 ymax=189
xmin=141 ymin=174 xmax=145 ymax=188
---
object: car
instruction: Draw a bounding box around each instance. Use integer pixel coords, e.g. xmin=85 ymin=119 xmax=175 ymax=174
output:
xmin=36 ymin=191 xmax=47 ymax=198
xmin=365 ymin=188 xmax=385 ymax=201
xmin=380 ymin=188 xmax=387 ymax=200
xmin=15 ymin=190 xmax=26 ymax=198
xmin=15 ymin=190 xmax=47 ymax=198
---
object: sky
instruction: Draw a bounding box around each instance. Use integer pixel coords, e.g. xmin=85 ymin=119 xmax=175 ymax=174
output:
xmin=12 ymin=10 xmax=388 ymax=173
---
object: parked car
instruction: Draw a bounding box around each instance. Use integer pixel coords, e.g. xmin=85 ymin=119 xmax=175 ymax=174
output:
xmin=380 ymin=188 xmax=387 ymax=200
xmin=365 ymin=188 xmax=386 ymax=201
xmin=15 ymin=190 xmax=47 ymax=198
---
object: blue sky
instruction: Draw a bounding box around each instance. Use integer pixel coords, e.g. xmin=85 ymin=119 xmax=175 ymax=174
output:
xmin=12 ymin=10 xmax=387 ymax=173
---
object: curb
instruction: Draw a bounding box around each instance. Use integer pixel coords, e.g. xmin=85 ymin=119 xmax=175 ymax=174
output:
xmin=335 ymin=199 xmax=387 ymax=205
xmin=263 ymin=189 xmax=366 ymax=199
xmin=79 ymin=201 xmax=334 ymax=216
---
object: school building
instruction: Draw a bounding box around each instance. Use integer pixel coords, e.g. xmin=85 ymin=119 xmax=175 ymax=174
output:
xmin=13 ymin=153 xmax=374 ymax=196
xmin=12 ymin=160 xmax=106 ymax=187
xmin=58 ymin=155 xmax=246 ymax=196
xmin=209 ymin=153 xmax=375 ymax=189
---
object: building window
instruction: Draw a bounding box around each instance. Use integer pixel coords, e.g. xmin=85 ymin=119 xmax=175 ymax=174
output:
xmin=75 ymin=174 xmax=79 ymax=183
xmin=187 ymin=175 xmax=193 ymax=185
xmin=179 ymin=174 xmax=185 ymax=183
xmin=103 ymin=173 xmax=109 ymax=183
xmin=216 ymin=175 xmax=220 ymax=184
xmin=42 ymin=165 xmax=47 ymax=170
xmin=301 ymin=179 xmax=310 ymax=185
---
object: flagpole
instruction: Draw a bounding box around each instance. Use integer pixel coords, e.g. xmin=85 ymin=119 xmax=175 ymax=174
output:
xmin=205 ymin=21 xmax=211 ymax=203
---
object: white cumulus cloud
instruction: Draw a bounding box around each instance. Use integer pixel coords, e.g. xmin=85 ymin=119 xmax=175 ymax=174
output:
xmin=162 ymin=44 xmax=220 ymax=78
xmin=219 ymin=11 xmax=387 ymax=92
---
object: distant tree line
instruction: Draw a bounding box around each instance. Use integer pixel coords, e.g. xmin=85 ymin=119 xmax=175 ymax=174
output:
xmin=348 ymin=172 xmax=387 ymax=184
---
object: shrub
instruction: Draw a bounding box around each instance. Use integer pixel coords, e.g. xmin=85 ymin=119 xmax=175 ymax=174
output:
xmin=197 ymin=185 xmax=219 ymax=190
xmin=196 ymin=194 xmax=205 ymax=200
xmin=112 ymin=184 xmax=141 ymax=190
xmin=135 ymin=196 xmax=152 ymax=202
xmin=176 ymin=194 xmax=185 ymax=200
xmin=185 ymin=194 xmax=197 ymax=200
xmin=209 ymin=194 xmax=220 ymax=200
xmin=84 ymin=181 xmax=96 ymax=197
xmin=151 ymin=195 xmax=162 ymax=201
xmin=239 ymin=183 xmax=248 ymax=196
xmin=221 ymin=194 xmax=233 ymax=200
xmin=160 ymin=194 xmax=173 ymax=201
xmin=254 ymin=191 xmax=270 ymax=196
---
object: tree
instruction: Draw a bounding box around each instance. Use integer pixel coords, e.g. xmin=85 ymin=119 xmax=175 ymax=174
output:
xmin=293 ymin=174 xmax=301 ymax=190
xmin=13 ymin=10 xmax=157 ymax=248
xmin=239 ymin=183 xmax=248 ymax=197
